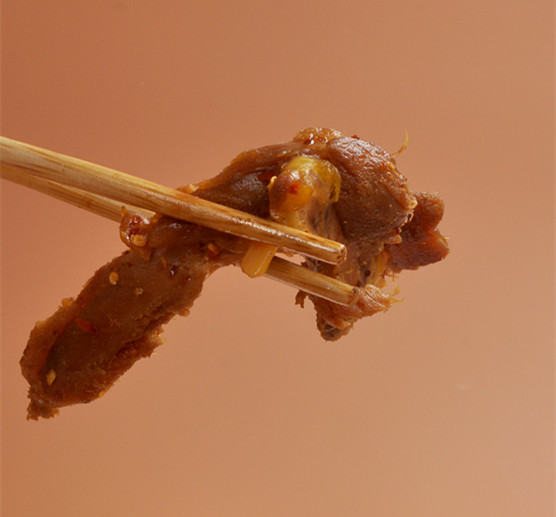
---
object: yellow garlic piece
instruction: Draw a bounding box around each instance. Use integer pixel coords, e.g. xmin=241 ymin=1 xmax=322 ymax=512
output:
xmin=241 ymin=242 xmax=278 ymax=278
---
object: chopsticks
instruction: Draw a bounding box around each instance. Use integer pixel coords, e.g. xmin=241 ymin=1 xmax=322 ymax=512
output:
xmin=1 ymin=137 xmax=345 ymax=264
xmin=0 ymin=136 xmax=360 ymax=306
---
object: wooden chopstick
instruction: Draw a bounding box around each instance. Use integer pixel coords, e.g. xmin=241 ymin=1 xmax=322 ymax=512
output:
xmin=3 ymin=163 xmax=359 ymax=306
xmin=1 ymin=164 xmax=151 ymax=222
xmin=0 ymin=136 xmax=345 ymax=264
xmin=1 ymin=137 xmax=363 ymax=306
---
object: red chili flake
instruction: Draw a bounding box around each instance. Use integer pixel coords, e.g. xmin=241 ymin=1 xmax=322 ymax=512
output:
xmin=75 ymin=318 xmax=96 ymax=334
xmin=288 ymin=182 xmax=300 ymax=194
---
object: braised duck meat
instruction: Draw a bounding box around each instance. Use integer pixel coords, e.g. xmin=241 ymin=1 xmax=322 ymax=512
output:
xmin=20 ymin=128 xmax=449 ymax=419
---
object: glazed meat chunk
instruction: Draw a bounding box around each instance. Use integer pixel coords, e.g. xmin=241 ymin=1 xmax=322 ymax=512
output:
xmin=20 ymin=128 xmax=449 ymax=418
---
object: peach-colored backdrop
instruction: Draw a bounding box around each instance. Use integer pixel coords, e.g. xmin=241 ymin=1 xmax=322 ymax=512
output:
xmin=1 ymin=1 xmax=554 ymax=516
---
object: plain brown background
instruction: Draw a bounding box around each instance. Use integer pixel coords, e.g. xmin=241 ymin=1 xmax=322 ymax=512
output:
xmin=1 ymin=1 xmax=554 ymax=516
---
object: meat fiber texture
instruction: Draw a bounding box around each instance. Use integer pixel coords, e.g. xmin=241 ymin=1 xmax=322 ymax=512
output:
xmin=20 ymin=128 xmax=448 ymax=419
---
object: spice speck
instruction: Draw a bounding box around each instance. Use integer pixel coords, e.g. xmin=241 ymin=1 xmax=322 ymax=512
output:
xmin=46 ymin=369 xmax=56 ymax=386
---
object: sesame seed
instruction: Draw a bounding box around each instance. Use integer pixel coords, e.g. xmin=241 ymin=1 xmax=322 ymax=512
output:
xmin=130 ymin=234 xmax=147 ymax=247
xmin=46 ymin=369 xmax=56 ymax=386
